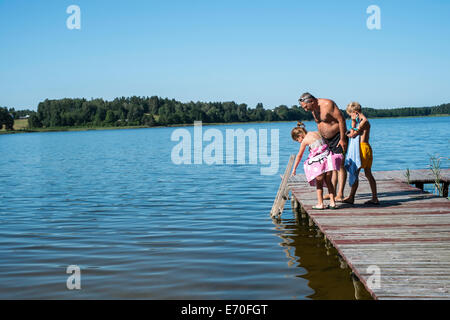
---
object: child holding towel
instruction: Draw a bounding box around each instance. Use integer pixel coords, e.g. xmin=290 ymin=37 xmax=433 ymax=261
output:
xmin=343 ymin=102 xmax=379 ymax=205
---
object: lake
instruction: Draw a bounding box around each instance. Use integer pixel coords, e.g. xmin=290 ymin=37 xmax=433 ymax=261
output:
xmin=0 ymin=116 xmax=448 ymax=299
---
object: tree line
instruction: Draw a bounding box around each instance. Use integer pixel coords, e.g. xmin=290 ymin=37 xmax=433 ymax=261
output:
xmin=27 ymin=97 xmax=315 ymax=128
xmin=1 ymin=97 xmax=449 ymax=130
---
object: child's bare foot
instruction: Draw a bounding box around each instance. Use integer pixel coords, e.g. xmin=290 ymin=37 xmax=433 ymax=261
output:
xmin=342 ymin=197 xmax=354 ymax=204
xmin=335 ymin=196 xmax=344 ymax=202
xmin=364 ymin=199 xmax=380 ymax=205
xmin=324 ymin=194 xmax=338 ymax=200
xmin=312 ymin=203 xmax=328 ymax=210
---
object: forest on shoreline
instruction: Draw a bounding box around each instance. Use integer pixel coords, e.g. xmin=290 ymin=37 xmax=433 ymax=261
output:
xmin=1 ymin=96 xmax=449 ymax=131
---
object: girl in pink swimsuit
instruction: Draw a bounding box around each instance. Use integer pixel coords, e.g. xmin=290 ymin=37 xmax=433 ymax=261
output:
xmin=291 ymin=122 xmax=343 ymax=209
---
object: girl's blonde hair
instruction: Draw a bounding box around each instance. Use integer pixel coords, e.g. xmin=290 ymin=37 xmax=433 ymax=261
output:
xmin=291 ymin=121 xmax=307 ymax=141
xmin=346 ymin=102 xmax=362 ymax=114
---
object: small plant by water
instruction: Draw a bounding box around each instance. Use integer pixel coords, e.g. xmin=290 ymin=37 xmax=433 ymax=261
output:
xmin=405 ymin=168 xmax=411 ymax=185
xmin=429 ymin=155 xmax=447 ymax=197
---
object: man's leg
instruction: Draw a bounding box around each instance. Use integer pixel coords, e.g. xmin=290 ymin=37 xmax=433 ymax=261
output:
xmin=336 ymin=163 xmax=347 ymax=201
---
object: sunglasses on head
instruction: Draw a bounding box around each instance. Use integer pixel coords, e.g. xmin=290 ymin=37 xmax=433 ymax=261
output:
xmin=299 ymin=98 xmax=311 ymax=103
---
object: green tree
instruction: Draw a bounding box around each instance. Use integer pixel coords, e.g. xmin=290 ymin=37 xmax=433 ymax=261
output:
xmin=142 ymin=114 xmax=156 ymax=127
xmin=104 ymin=110 xmax=116 ymax=125
xmin=0 ymin=107 xmax=14 ymax=130
xmin=29 ymin=114 xmax=42 ymax=128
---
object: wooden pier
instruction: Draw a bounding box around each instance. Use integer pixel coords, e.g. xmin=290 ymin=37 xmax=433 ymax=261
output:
xmin=282 ymin=163 xmax=450 ymax=300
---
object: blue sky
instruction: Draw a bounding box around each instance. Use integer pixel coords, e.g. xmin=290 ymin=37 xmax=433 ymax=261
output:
xmin=1 ymin=0 xmax=449 ymax=110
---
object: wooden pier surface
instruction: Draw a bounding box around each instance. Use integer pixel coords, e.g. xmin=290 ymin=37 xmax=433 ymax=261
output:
xmin=287 ymin=168 xmax=450 ymax=300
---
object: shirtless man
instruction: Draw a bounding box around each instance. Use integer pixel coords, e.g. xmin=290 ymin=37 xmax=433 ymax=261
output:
xmin=298 ymin=92 xmax=347 ymax=201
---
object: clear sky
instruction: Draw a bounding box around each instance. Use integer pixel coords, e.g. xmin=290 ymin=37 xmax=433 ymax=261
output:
xmin=1 ymin=0 xmax=449 ymax=110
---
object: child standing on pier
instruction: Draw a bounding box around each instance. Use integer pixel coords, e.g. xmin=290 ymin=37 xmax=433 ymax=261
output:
xmin=343 ymin=102 xmax=379 ymax=205
xmin=291 ymin=122 xmax=343 ymax=209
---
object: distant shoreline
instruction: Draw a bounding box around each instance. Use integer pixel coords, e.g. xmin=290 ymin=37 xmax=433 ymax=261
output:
xmin=1 ymin=114 xmax=449 ymax=135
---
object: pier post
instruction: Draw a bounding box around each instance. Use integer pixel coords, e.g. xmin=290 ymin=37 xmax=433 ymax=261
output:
xmin=338 ymin=254 xmax=347 ymax=269
xmin=351 ymin=273 xmax=365 ymax=300
xmin=324 ymin=237 xmax=334 ymax=256
xmin=316 ymin=228 xmax=323 ymax=238
xmin=291 ymin=196 xmax=300 ymax=212
xmin=300 ymin=205 xmax=307 ymax=219
xmin=351 ymin=272 xmax=372 ymax=300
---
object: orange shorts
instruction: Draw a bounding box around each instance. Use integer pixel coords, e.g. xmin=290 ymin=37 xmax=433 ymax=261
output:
xmin=360 ymin=142 xmax=373 ymax=169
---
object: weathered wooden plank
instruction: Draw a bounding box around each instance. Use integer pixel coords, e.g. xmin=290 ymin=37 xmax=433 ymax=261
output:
xmin=375 ymin=281 xmax=450 ymax=289
xmin=315 ymin=216 xmax=450 ymax=227
xmin=325 ymin=228 xmax=450 ymax=236
xmin=370 ymin=282 xmax=450 ymax=290
xmin=288 ymin=174 xmax=308 ymax=184
xmin=340 ymin=252 xmax=450 ymax=262
xmin=302 ymin=210 xmax=450 ymax=217
xmin=360 ymin=269 xmax=450 ymax=276
xmin=374 ymin=289 xmax=450 ymax=297
xmin=378 ymin=296 xmax=450 ymax=300
xmin=373 ymin=169 xmax=450 ymax=184
xmin=340 ymin=244 xmax=450 ymax=251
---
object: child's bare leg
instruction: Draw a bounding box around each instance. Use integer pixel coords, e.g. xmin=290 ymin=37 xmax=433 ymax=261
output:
xmin=324 ymin=170 xmax=338 ymax=200
xmin=325 ymin=172 xmax=336 ymax=207
xmin=343 ymin=180 xmax=358 ymax=204
xmin=364 ymin=168 xmax=379 ymax=202
xmin=315 ymin=174 xmax=325 ymax=208
xmin=343 ymin=169 xmax=360 ymax=204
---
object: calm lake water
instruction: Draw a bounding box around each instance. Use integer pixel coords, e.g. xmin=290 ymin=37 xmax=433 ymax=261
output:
xmin=0 ymin=116 xmax=449 ymax=299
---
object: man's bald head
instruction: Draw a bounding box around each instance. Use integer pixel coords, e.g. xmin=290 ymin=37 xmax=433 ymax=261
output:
xmin=299 ymin=92 xmax=317 ymax=111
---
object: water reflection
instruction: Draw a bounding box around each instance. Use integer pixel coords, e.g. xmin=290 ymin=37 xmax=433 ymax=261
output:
xmin=271 ymin=207 xmax=373 ymax=300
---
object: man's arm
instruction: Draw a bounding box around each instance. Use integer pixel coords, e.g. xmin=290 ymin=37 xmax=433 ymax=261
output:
xmin=332 ymin=102 xmax=347 ymax=152
xmin=311 ymin=110 xmax=320 ymax=123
